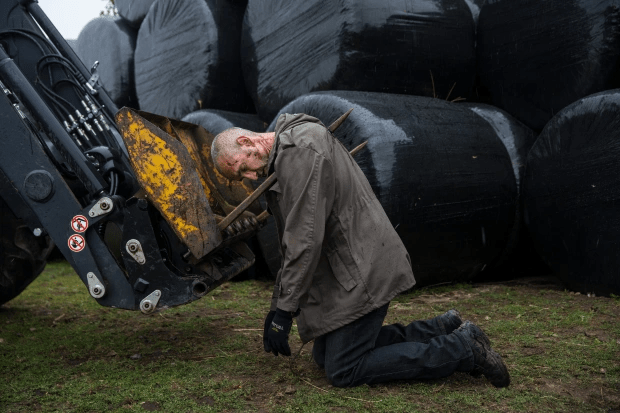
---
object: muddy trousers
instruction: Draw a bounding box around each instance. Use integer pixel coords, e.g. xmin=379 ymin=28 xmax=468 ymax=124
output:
xmin=312 ymin=303 xmax=475 ymax=387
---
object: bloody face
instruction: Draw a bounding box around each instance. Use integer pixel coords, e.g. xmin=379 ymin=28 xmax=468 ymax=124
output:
xmin=218 ymin=138 xmax=270 ymax=181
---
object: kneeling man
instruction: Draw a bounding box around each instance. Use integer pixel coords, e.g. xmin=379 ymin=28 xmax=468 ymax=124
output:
xmin=211 ymin=113 xmax=510 ymax=388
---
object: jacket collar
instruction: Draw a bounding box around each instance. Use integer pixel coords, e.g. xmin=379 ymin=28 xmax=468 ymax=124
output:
xmin=268 ymin=113 xmax=324 ymax=174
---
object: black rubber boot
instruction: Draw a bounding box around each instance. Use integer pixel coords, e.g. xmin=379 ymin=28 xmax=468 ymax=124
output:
xmin=439 ymin=309 xmax=463 ymax=334
xmin=456 ymin=321 xmax=510 ymax=388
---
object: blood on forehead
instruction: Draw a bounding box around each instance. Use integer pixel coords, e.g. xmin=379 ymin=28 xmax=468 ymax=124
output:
xmin=221 ymin=152 xmax=239 ymax=167
xmin=218 ymin=153 xmax=242 ymax=177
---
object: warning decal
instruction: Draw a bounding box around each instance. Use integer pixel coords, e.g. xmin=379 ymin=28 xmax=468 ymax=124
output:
xmin=71 ymin=215 xmax=89 ymax=233
xmin=68 ymin=234 xmax=86 ymax=252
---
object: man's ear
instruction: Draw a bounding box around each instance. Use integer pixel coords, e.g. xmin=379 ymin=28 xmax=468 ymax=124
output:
xmin=236 ymin=136 xmax=254 ymax=147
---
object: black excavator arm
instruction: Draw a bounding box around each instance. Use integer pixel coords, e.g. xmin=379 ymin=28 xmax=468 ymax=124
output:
xmin=0 ymin=0 xmax=259 ymax=311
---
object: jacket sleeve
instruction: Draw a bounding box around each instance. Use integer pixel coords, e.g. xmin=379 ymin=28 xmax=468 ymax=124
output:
xmin=272 ymin=146 xmax=335 ymax=313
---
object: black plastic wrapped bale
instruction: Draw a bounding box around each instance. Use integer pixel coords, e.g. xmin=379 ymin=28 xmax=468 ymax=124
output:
xmin=523 ymin=90 xmax=620 ymax=295
xmin=182 ymin=109 xmax=265 ymax=135
xmin=464 ymin=103 xmax=547 ymax=278
xmin=464 ymin=0 xmax=485 ymax=25
xmin=75 ymin=17 xmax=138 ymax=108
xmin=242 ymin=0 xmax=476 ymax=122
xmin=116 ymin=0 xmax=156 ymax=27
xmin=66 ymin=39 xmax=77 ymax=51
xmin=134 ymin=0 xmax=253 ymax=119
xmin=267 ymin=91 xmax=518 ymax=286
xmin=477 ymin=0 xmax=620 ymax=131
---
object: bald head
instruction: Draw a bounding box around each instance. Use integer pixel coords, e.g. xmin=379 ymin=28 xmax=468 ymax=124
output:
xmin=211 ymin=127 xmax=275 ymax=181
xmin=211 ymin=127 xmax=248 ymax=169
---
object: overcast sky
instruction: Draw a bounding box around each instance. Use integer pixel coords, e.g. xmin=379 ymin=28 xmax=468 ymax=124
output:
xmin=39 ymin=0 xmax=107 ymax=40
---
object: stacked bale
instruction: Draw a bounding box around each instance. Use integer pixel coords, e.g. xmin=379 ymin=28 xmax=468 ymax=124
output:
xmin=464 ymin=102 xmax=548 ymax=277
xmin=477 ymin=0 xmax=620 ymax=131
xmin=66 ymin=39 xmax=77 ymax=51
xmin=182 ymin=109 xmax=265 ymax=135
xmin=75 ymin=17 xmax=138 ymax=108
xmin=267 ymin=91 xmax=522 ymax=286
xmin=74 ymin=0 xmax=620 ymax=289
xmin=242 ymin=0 xmax=476 ymax=121
xmin=465 ymin=103 xmax=535 ymax=191
xmin=115 ymin=0 xmax=156 ymax=27
xmin=466 ymin=103 xmax=536 ymax=255
xmin=524 ymin=90 xmax=620 ymax=295
xmin=134 ymin=0 xmax=253 ymax=119
xmin=464 ymin=0 xmax=485 ymax=25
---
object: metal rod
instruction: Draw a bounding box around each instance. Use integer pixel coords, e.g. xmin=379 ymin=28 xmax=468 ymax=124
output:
xmin=328 ymin=108 xmax=353 ymax=132
xmin=218 ymin=175 xmax=276 ymax=231
xmin=257 ymin=210 xmax=270 ymax=223
xmin=349 ymin=140 xmax=368 ymax=157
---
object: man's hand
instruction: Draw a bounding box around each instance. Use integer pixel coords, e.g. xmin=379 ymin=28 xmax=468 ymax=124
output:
xmin=265 ymin=309 xmax=293 ymax=356
xmin=263 ymin=310 xmax=276 ymax=353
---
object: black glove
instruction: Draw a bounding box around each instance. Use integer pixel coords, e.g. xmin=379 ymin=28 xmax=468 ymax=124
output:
xmin=263 ymin=310 xmax=276 ymax=353
xmin=266 ymin=308 xmax=294 ymax=357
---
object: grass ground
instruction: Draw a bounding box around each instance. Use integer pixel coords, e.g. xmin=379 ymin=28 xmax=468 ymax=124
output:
xmin=0 ymin=261 xmax=619 ymax=412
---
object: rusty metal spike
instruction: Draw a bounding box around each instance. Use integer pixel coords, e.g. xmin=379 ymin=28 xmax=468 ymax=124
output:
xmin=328 ymin=108 xmax=354 ymax=132
xmin=349 ymin=140 xmax=368 ymax=157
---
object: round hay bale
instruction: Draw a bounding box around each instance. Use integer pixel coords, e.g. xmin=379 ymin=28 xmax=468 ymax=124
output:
xmin=182 ymin=109 xmax=265 ymax=135
xmin=75 ymin=17 xmax=138 ymax=108
xmin=66 ymin=39 xmax=77 ymax=51
xmin=464 ymin=102 xmax=546 ymax=278
xmin=465 ymin=103 xmax=535 ymax=193
xmin=134 ymin=0 xmax=253 ymax=119
xmin=266 ymin=91 xmax=518 ymax=286
xmin=523 ymin=90 xmax=620 ymax=295
xmin=116 ymin=0 xmax=156 ymax=27
xmin=242 ymin=0 xmax=476 ymax=121
xmin=464 ymin=0 xmax=485 ymax=25
xmin=477 ymin=0 xmax=620 ymax=131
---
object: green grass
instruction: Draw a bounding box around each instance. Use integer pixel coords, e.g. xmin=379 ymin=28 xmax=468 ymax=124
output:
xmin=0 ymin=262 xmax=619 ymax=412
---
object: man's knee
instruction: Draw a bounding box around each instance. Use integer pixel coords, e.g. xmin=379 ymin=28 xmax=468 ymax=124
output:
xmin=327 ymin=372 xmax=353 ymax=388
xmin=325 ymin=365 xmax=359 ymax=388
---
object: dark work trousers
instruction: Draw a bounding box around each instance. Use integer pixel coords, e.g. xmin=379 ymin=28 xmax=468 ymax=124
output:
xmin=312 ymin=303 xmax=474 ymax=387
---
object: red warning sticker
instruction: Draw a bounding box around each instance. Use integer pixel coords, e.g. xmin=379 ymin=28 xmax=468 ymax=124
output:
xmin=70 ymin=215 xmax=89 ymax=233
xmin=68 ymin=234 xmax=86 ymax=252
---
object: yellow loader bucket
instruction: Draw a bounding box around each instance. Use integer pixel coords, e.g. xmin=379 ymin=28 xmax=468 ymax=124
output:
xmin=134 ymin=111 xmax=263 ymax=216
xmin=115 ymin=107 xmax=222 ymax=259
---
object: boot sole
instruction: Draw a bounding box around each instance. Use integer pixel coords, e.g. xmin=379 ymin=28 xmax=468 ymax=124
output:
xmin=465 ymin=322 xmax=508 ymax=385
xmin=484 ymin=350 xmax=511 ymax=388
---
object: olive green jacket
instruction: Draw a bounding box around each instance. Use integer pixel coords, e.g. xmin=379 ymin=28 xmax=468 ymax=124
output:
xmin=266 ymin=113 xmax=415 ymax=343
